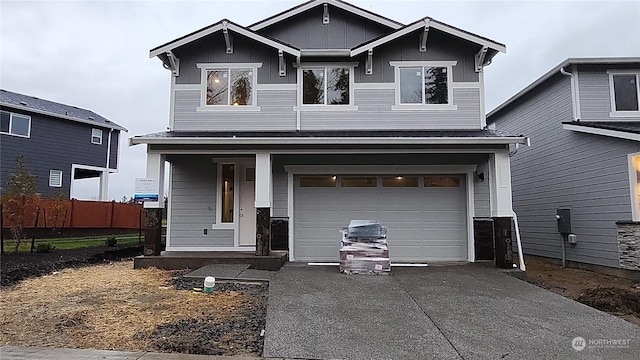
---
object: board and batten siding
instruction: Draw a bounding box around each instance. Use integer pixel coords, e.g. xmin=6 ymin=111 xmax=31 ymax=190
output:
xmin=578 ymin=70 xmax=640 ymax=121
xmin=168 ymin=156 xmax=234 ymax=247
xmin=173 ymin=86 xmax=481 ymax=131
xmin=491 ymin=75 xmax=640 ymax=268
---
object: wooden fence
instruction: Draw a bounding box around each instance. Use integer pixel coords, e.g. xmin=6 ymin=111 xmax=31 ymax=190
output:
xmin=1 ymin=199 xmax=145 ymax=230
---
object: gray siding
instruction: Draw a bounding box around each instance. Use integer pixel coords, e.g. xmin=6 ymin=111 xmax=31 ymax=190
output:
xmin=257 ymin=5 xmax=392 ymax=49
xmin=168 ymin=156 xmax=234 ymax=247
xmin=474 ymin=169 xmax=491 ymax=218
xmin=578 ymin=68 xmax=640 ymax=121
xmin=272 ymin=164 xmax=288 ymax=217
xmin=173 ymin=87 xmax=481 ymax=131
xmin=0 ymin=108 xmax=117 ymax=198
xmin=491 ymin=75 xmax=640 ymax=268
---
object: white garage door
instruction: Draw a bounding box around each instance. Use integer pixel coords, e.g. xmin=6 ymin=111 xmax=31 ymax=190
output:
xmin=294 ymin=175 xmax=468 ymax=262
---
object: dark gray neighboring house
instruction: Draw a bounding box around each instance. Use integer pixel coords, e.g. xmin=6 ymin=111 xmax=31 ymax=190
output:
xmin=1 ymin=89 xmax=126 ymax=199
xmin=488 ymin=57 xmax=640 ymax=272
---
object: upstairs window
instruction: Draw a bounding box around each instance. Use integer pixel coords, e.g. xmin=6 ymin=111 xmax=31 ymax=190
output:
xmin=391 ymin=61 xmax=457 ymax=109
xmin=1 ymin=110 xmax=31 ymax=137
xmin=49 ymin=170 xmax=63 ymax=187
xmin=196 ymin=63 xmax=261 ymax=110
xmin=91 ymin=128 xmax=103 ymax=144
xmin=610 ymin=72 xmax=640 ymax=114
xmin=302 ymin=66 xmax=351 ymax=105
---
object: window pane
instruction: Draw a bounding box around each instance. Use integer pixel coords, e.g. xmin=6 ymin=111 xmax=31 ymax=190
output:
xmin=91 ymin=128 xmax=102 ymax=144
xmin=613 ymin=75 xmax=639 ymax=111
xmin=424 ymin=176 xmax=460 ymax=187
xmin=400 ymin=68 xmax=422 ymax=104
xmin=221 ymin=164 xmax=234 ymax=223
xmin=341 ymin=176 xmax=377 ymax=187
xmin=327 ymin=67 xmax=349 ymax=105
xmin=382 ymin=176 xmax=419 ymax=187
xmin=207 ymin=70 xmax=229 ymax=105
xmin=230 ymin=69 xmax=253 ymax=106
xmin=303 ymin=69 xmax=325 ymax=104
xmin=1 ymin=111 xmax=9 ymax=133
xmin=424 ymin=67 xmax=448 ymax=104
xmin=11 ymin=114 xmax=30 ymax=136
xmin=300 ymin=176 xmax=336 ymax=187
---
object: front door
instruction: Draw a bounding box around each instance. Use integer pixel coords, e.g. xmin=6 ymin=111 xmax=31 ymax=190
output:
xmin=239 ymin=164 xmax=256 ymax=246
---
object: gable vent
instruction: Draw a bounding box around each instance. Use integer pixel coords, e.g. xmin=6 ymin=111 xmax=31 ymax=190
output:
xmin=49 ymin=170 xmax=63 ymax=188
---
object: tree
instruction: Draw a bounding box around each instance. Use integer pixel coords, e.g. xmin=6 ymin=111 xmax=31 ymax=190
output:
xmin=1 ymin=156 xmax=40 ymax=251
xmin=47 ymin=190 xmax=68 ymax=235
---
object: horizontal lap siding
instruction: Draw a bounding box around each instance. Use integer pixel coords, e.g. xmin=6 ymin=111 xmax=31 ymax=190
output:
xmin=272 ymin=166 xmax=288 ymax=218
xmin=578 ymin=70 xmax=640 ymax=121
xmin=491 ymin=75 xmax=640 ymax=268
xmin=169 ymin=157 xmax=233 ymax=247
xmin=474 ymin=174 xmax=490 ymax=218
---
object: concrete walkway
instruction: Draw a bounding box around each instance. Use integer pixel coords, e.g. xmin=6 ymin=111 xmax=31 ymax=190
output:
xmin=263 ymin=264 xmax=639 ymax=360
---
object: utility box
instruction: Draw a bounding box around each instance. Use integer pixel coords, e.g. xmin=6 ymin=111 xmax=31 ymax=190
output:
xmin=556 ymin=208 xmax=572 ymax=234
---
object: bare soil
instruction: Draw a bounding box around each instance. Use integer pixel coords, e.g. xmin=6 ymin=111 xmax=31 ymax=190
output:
xmin=0 ymin=261 xmax=268 ymax=356
xmin=524 ymin=257 xmax=640 ymax=325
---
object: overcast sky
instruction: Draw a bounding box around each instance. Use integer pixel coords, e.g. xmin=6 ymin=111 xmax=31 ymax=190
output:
xmin=1 ymin=0 xmax=639 ymax=201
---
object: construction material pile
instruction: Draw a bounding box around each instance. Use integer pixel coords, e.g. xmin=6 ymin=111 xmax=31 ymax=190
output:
xmin=339 ymin=220 xmax=390 ymax=275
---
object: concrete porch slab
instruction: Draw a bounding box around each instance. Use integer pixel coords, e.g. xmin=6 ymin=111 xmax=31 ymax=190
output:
xmin=184 ymin=264 xmax=250 ymax=279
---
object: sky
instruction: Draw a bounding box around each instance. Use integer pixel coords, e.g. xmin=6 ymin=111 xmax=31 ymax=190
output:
xmin=1 ymin=0 xmax=639 ymax=201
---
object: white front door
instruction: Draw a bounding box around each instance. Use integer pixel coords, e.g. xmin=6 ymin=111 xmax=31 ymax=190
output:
xmin=239 ymin=164 xmax=256 ymax=246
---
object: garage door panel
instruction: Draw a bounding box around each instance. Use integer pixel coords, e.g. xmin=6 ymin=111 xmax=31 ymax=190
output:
xmin=294 ymin=175 xmax=467 ymax=262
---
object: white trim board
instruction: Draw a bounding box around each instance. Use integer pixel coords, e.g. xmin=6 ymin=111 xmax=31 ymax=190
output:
xmin=248 ymin=0 xmax=403 ymax=31
xmin=563 ymin=124 xmax=640 ymax=141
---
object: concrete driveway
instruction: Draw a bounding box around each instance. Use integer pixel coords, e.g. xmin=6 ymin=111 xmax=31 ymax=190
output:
xmin=263 ymin=264 xmax=639 ymax=360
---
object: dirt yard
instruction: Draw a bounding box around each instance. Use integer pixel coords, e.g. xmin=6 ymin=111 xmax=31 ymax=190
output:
xmin=0 ymin=261 xmax=268 ymax=356
xmin=524 ymin=257 xmax=640 ymax=325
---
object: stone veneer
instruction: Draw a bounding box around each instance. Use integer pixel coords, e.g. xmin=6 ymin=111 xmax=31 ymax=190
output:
xmin=616 ymin=221 xmax=640 ymax=271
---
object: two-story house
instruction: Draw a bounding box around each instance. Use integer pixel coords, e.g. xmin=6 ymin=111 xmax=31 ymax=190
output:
xmin=131 ymin=0 xmax=527 ymax=263
xmin=1 ymin=89 xmax=126 ymax=200
xmin=488 ymin=58 xmax=640 ymax=274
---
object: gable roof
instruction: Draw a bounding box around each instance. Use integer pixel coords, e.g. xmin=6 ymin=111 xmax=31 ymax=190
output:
xmin=149 ymin=19 xmax=301 ymax=58
xmin=0 ymin=89 xmax=126 ymax=131
xmin=248 ymin=0 xmax=403 ymax=31
xmin=351 ymin=17 xmax=506 ymax=57
xmin=487 ymin=57 xmax=640 ymax=120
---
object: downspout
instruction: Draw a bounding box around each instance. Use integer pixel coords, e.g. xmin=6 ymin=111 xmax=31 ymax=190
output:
xmin=560 ymin=67 xmax=579 ymax=122
xmin=296 ymin=56 xmax=301 ymax=131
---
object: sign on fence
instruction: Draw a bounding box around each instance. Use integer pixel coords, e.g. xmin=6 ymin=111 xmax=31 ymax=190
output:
xmin=134 ymin=178 xmax=158 ymax=202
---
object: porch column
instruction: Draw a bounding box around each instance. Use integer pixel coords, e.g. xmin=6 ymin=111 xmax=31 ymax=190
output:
xmin=98 ymin=170 xmax=109 ymax=201
xmin=489 ymin=152 xmax=513 ymax=217
xmin=143 ymin=153 xmax=165 ymax=256
xmin=255 ymin=152 xmax=272 ymax=256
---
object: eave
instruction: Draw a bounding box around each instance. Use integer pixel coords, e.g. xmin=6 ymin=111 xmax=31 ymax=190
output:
xmin=562 ymin=122 xmax=640 ymax=142
xmin=149 ymin=19 xmax=301 ymax=59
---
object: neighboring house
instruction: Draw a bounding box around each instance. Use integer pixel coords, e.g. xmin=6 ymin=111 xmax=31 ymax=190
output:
xmin=488 ymin=58 xmax=640 ymax=272
xmin=0 ymin=89 xmax=126 ymax=200
xmin=131 ymin=0 xmax=528 ymax=262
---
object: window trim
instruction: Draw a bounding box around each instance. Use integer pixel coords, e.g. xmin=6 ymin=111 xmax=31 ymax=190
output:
xmin=629 ymin=153 xmax=640 ymax=221
xmin=298 ymin=64 xmax=357 ymax=110
xmin=49 ymin=170 xmax=63 ymax=188
xmin=196 ymin=63 xmax=262 ymax=111
xmin=91 ymin=128 xmax=103 ymax=145
xmin=608 ymin=70 xmax=640 ymax=117
xmin=0 ymin=110 xmax=31 ymax=138
xmin=390 ymin=61 xmax=458 ymax=110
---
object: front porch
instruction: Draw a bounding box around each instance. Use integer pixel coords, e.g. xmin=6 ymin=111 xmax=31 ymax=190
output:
xmin=133 ymin=250 xmax=288 ymax=271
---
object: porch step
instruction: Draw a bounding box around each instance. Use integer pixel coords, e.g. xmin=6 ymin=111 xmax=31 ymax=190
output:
xmin=133 ymin=251 xmax=288 ymax=271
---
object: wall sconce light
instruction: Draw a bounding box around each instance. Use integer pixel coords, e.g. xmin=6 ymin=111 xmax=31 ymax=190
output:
xmin=477 ymin=172 xmax=485 ymax=182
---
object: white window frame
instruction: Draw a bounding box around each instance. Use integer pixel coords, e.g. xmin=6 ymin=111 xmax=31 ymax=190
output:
xmin=628 ymin=153 xmax=640 ymax=221
xmin=49 ymin=170 xmax=63 ymax=188
xmin=298 ymin=64 xmax=356 ymax=110
xmin=91 ymin=128 xmax=103 ymax=144
xmin=390 ymin=61 xmax=458 ymax=111
xmin=608 ymin=70 xmax=640 ymax=118
xmin=0 ymin=110 xmax=31 ymax=138
xmin=196 ymin=63 xmax=262 ymax=111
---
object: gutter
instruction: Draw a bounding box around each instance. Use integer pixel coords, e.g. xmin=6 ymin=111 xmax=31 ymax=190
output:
xmin=129 ymin=135 xmax=530 ymax=146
